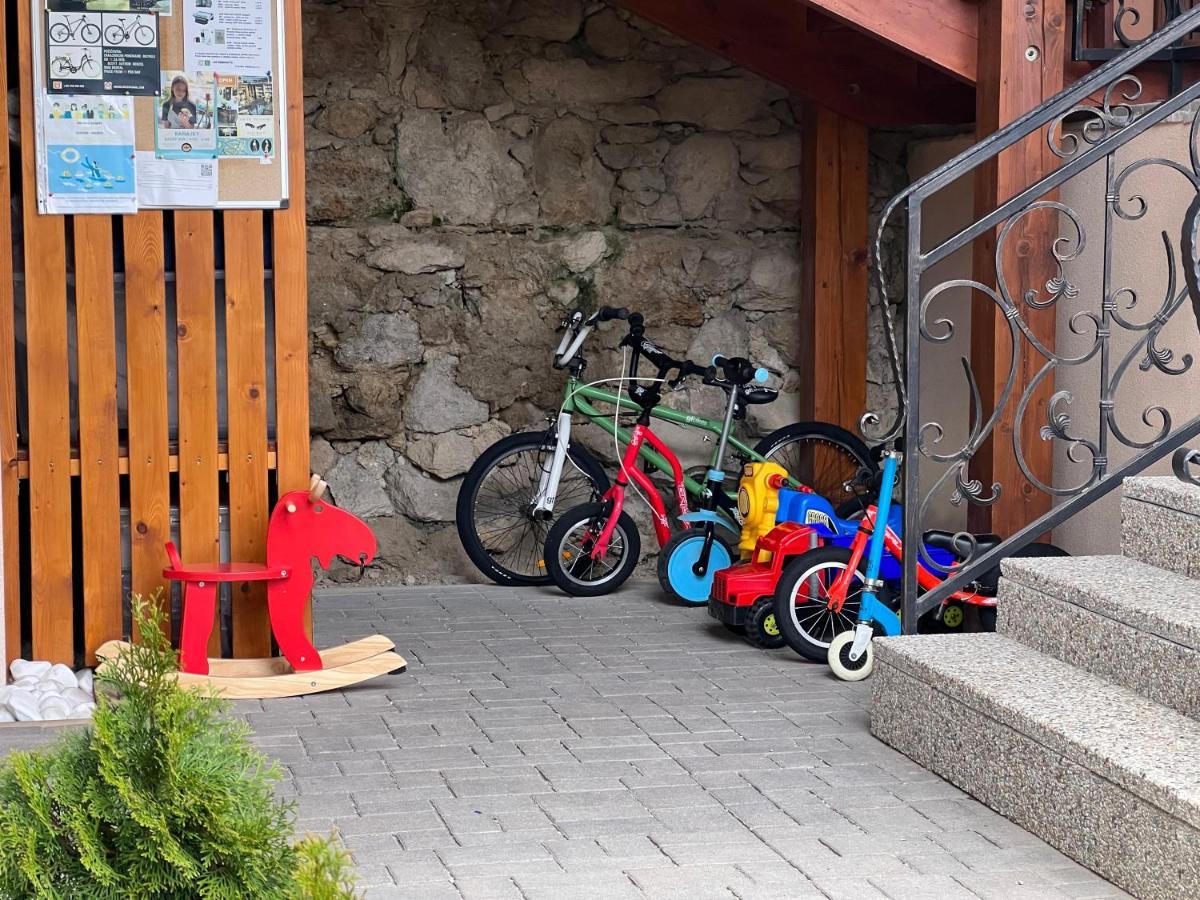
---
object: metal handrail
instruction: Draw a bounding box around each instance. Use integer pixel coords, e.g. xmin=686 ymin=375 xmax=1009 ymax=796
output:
xmin=866 ymin=6 xmax=1200 ymax=630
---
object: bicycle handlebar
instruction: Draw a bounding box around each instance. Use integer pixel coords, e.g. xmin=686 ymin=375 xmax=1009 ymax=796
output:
xmin=709 ymin=355 xmax=770 ymax=387
xmin=553 ymin=306 xmax=632 ymax=369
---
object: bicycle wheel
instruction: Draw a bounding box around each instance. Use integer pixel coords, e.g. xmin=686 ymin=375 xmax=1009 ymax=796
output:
xmin=49 ymin=23 xmax=71 ymax=43
xmin=134 ymin=24 xmax=155 ymax=45
xmin=754 ymin=422 xmax=874 ymax=509
xmin=104 ymin=25 xmax=124 ymax=43
xmin=82 ymin=58 xmax=99 ymax=78
xmin=656 ymin=528 xmax=733 ymax=606
xmin=773 ymin=546 xmax=866 ymax=662
xmin=544 ymin=502 xmax=640 ymax=597
xmin=456 ymin=430 xmax=609 ymax=587
xmin=80 ymin=22 xmax=101 ymax=43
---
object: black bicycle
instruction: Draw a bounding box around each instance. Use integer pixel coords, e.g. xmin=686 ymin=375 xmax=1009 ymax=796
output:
xmin=104 ymin=16 xmax=156 ymax=46
xmin=49 ymin=15 xmax=101 ymax=44
xmin=50 ymin=51 xmax=100 ymax=79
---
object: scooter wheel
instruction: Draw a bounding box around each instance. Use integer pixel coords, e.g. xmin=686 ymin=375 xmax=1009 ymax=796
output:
xmin=745 ymin=597 xmax=786 ymax=650
xmin=827 ymin=630 xmax=874 ymax=681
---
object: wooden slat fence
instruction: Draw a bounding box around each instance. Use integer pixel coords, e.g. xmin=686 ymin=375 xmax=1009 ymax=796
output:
xmin=1 ymin=0 xmax=310 ymax=667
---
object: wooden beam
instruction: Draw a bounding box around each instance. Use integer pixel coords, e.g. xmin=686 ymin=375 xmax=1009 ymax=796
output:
xmin=799 ymin=103 xmax=868 ymax=432
xmin=616 ymin=0 xmax=974 ymax=126
xmin=799 ymin=0 xmax=977 ymax=84
xmin=968 ymin=0 xmax=1067 ymax=538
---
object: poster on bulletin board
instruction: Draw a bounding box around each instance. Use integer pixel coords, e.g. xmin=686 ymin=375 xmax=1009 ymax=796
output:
xmin=31 ymin=0 xmax=289 ymax=212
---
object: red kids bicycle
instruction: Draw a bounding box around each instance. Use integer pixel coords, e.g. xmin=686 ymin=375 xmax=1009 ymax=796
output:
xmin=543 ymin=314 xmax=773 ymax=596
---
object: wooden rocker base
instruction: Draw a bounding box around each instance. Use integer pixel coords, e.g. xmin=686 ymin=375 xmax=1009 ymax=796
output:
xmin=95 ymin=635 xmax=407 ymax=700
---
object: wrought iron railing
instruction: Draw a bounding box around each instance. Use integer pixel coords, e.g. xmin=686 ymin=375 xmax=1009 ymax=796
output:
xmin=868 ymin=7 xmax=1200 ymax=631
xmin=1075 ymin=1 xmax=1200 ymax=92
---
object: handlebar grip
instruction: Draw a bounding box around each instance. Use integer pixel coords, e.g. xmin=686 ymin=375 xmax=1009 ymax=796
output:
xmin=597 ymin=306 xmax=630 ymax=322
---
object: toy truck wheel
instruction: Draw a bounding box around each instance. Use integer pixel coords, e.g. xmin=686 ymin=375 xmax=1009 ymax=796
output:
xmin=745 ymin=597 xmax=786 ymax=649
xmin=828 ymin=630 xmax=874 ymax=681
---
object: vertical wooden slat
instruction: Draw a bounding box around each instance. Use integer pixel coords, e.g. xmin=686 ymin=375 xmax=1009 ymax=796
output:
xmin=799 ymin=103 xmax=869 ymax=432
xmin=124 ymin=213 xmax=171 ymax=634
xmin=274 ymin=0 xmax=312 ymax=633
xmin=968 ymin=0 xmax=1065 ymax=537
xmin=0 ymin=0 xmax=23 ymax=666
xmin=175 ymin=211 xmax=221 ymax=654
xmin=75 ymin=216 xmax=123 ymax=662
xmin=18 ymin=0 xmax=74 ymax=663
xmin=225 ymin=211 xmax=271 ymax=657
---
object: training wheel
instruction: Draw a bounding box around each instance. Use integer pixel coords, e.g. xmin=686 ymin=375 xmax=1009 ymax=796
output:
xmin=827 ymin=630 xmax=874 ymax=681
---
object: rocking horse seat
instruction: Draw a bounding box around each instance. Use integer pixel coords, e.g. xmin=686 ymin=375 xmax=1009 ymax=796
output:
xmin=163 ymin=542 xmax=287 ymax=582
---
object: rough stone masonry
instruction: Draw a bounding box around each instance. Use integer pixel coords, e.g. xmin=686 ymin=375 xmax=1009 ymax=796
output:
xmin=302 ymin=0 xmax=910 ymax=583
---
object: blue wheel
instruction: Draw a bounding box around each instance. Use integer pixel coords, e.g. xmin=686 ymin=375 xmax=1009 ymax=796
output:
xmin=656 ymin=530 xmax=734 ymax=605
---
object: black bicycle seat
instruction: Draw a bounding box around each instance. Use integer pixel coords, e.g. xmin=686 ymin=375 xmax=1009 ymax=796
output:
xmin=923 ymin=530 xmax=1001 ymax=560
xmin=742 ymin=388 xmax=777 ymax=405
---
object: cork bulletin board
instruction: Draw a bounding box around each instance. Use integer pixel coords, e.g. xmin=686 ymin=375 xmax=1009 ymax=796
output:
xmin=31 ymin=0 xmax=289 ymax=211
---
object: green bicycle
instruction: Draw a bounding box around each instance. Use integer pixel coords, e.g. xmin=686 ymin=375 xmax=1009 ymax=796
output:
xmin=455 ymin=306 xmax=875 ymax=586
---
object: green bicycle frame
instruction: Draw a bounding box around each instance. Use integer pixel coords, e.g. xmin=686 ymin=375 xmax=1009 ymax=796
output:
xmin=563 ymin=376 xmax=771 ymax=501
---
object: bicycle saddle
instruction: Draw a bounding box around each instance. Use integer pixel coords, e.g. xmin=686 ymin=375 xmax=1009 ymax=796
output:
xmin=742 ymin=388 xmax=777 ymax=405
xmin=923 ymin=529 xmax=1001 ymax=560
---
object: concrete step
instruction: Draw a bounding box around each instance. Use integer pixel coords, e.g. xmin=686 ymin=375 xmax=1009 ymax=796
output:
xmin=997 ymin=554 xmax=1200 ymax=718
xmin=871 ymin=633 xmax=1200 ymax=899
xmin=1121 ymin=475 xmax=1200 ymax=579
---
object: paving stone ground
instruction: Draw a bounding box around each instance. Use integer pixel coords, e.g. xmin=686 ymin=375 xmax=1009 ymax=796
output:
xmin=233 ymin=581 xmax=1129 ymax=900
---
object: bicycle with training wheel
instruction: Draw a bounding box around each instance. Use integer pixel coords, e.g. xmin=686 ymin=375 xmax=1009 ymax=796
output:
xmin=456 ymin=307 xmax=875 ymax=587
xmin=770 ymin=449 xmax=1067 ymax=679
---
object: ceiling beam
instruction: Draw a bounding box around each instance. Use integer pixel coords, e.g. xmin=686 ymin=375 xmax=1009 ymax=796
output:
xmin=799 ymin=0 xmax=978 ymax=84
xmin=617 ymin=0 xmax=975 ymax=126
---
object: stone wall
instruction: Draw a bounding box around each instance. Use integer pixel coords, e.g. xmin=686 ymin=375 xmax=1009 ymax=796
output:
xmin=302 ymin=0 xmax=911 ymax=583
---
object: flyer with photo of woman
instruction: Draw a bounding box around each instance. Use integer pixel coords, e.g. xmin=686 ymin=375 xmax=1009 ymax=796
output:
xmin=155 ymin=70 xmax=217 ymax=158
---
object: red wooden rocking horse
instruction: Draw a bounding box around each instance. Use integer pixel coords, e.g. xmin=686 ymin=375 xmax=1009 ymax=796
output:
xmin=97 ymin=475 xmax=405 ymax=699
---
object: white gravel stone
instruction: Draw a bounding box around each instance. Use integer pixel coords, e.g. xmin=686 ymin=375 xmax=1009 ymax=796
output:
xmin=10 ymin=659 xmax=51 ymax=680
xmin=8 ymin=689 xmax=41 ymax=721
xmin=76 ymin=669 xmax=94 ymax=693
xmin=63 ymin=686 xmax=93 ymax=706
xmin=39 ymin=696 xmax=70 ymax=720
xmin=0 ymin=709 xmax=13 ymax=723
xmin=46 ymin=663 xmax=77 ymax=690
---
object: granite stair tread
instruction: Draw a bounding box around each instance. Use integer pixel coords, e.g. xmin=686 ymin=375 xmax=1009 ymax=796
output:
xmin=875 ymin=632 xmax=1200 ymax=831
xmin=1001 ymin=554 xmax=1200 ymax=651
xmin=1124 ymin=475 xmax=1200 ymax=517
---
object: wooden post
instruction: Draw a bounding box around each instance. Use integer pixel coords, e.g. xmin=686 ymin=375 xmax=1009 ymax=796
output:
xmin=968 ymin=0 xmax=1066 ymax=536
xmin=799 ymin=102 xmax=869 ymax=432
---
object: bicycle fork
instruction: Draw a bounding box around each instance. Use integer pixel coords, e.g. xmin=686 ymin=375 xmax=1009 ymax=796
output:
xmin=532 ymin=411 xmax=573 ymax=517
xmin=829 ymin=449 xmax=903 ymax=661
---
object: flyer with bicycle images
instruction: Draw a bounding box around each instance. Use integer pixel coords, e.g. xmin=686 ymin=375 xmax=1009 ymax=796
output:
xmin=45 ymin=2 xmax=161 ymax=95
xmin=42 ymin=94 xmax=136 ymax=213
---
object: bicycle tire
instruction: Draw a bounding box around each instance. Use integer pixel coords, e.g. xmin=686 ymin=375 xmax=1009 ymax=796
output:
xmin=544 ymin=502 xmax=641 ymax=597
xmin=753 ymin=421 xmax=875 ymax=507
xmin=456 ymin=429 xmax=609 ymax=587
xmin=103 ymin=25 xmax=124 ymax=44
xmin=82 ymin=60 xmax=99 ymax=78
xmin=80 ymin=23 xmax=101 ymax=43
xmin=49 ymin=23 xmax=71 ymax=43
xmin=134 ymin=24 xmax=155 ymax=45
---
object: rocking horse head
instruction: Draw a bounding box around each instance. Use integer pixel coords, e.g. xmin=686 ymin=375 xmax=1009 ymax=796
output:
xmin=267 ymin=475 xmax=378 ymax=573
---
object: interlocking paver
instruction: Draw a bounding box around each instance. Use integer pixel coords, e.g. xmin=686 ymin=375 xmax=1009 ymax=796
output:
xmin=3 ymin=580 xmax=1131 ymax=899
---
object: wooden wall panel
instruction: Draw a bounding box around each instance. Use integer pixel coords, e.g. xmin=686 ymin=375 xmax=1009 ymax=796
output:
xmin=799 ymin=103 xmax=869 ymax=432
xmin=124 ymin=213 xmax=171 ymax=634
xmin=18 ymin=0 xmax=74 ymax=664
xmin=174 ymin=211 xmax=221 ymax=653
xmin=0 ymin=0 xmax=21 ymax=665
xmin=225 ymin=211 xmax=272 ymax=658
xmin=274 ymin=0 xmax=312 ymax=633
xmin=75 ymin=216 xmax=123 ymax=663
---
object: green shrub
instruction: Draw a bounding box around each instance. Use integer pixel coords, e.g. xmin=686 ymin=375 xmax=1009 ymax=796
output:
xmin=0 ymin=593 xmax=359 ymax=899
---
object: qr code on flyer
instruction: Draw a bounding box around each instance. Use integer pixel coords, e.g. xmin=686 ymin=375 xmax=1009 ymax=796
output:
xmin=199 ymin=163 xmax=214 ymax=177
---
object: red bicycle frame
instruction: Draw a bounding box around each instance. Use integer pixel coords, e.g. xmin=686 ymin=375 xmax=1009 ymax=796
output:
xmin=592 ymin=422 xmax=690 ymax=557
xmin=824 ymin=505 xmax=986 ymax=612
